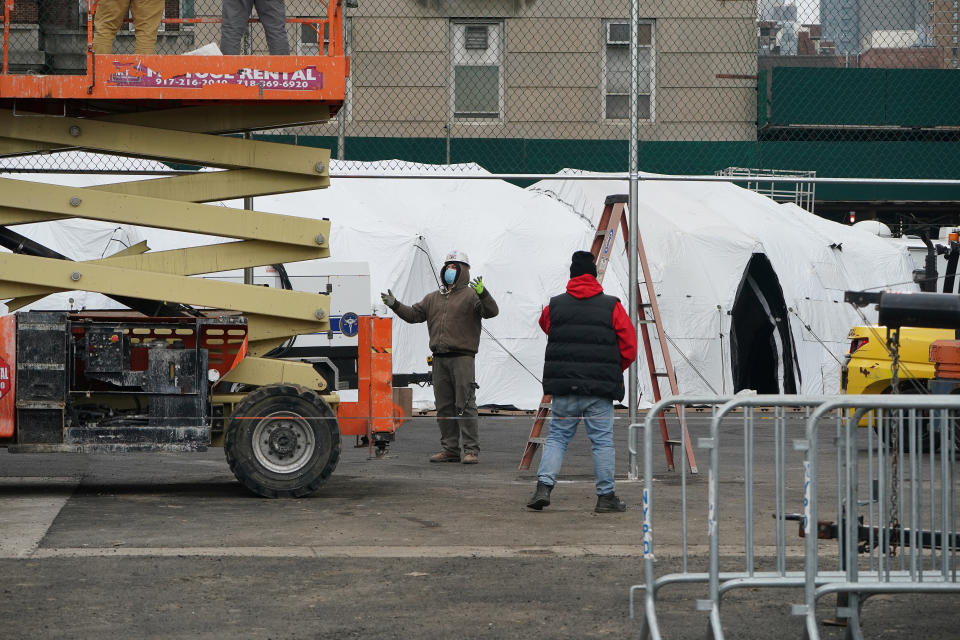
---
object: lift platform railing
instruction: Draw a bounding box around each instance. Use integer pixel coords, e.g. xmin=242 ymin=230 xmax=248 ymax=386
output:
xmin=1 ymin=0 xmax=344 ymax=76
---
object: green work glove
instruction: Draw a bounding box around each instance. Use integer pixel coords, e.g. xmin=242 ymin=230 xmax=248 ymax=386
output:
xmin=380 ymin=289 xmax=396 ymax=307
xmin=470 ymin=277 xmax=485 ymax=295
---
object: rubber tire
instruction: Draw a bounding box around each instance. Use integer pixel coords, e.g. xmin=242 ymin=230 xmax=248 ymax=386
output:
xmin=876 ymin=387 xmax=947 ymax=453
xmin=224 ymin=383 xmax=341 ymax=498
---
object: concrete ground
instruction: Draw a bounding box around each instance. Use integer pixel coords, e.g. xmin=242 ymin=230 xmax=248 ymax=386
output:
xmin=0 ymin=414 xmax=957 ymax=639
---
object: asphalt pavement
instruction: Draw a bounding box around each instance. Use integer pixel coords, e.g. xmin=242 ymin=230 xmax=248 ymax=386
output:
xmin=0 ymin=414 xmax=956 ymax=639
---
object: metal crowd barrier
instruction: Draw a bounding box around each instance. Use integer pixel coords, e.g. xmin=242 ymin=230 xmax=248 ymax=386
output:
xmin=629 ymin=394 xmax=960 ymax=640
xmin=627 ymin=395 xmax=731 ymax=640
xmin=799 ymin=396 xmax=960 ymax=640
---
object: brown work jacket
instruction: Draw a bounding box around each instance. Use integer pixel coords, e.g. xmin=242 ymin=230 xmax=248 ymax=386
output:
xmin=389 ymin=264 xmax=499 ymax=355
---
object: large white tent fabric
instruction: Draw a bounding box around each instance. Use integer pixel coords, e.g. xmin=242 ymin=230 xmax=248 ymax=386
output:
xmin=1 ymin=156 xmax=917 ymax=409
xmin=529 ymin=171 xmax=918 ymax=398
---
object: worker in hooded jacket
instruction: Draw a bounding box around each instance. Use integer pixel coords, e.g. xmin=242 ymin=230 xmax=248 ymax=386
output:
xmin=381 ymin=250 xmax=499 ymax=464
xmin=527 ymin=250 xmax=637 ymax=513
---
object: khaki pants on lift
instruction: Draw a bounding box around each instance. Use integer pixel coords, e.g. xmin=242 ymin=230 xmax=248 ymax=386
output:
xmin=432 ymin=355 xmax=480 ymax=455
xmin=93 ymin=0 xmax=165 ymax=55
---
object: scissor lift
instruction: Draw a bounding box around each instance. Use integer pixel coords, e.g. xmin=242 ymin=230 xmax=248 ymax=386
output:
xmin=0 ymin=1 xmax=402 ymax=497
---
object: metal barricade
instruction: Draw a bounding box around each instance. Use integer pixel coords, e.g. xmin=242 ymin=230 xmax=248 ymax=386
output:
xmin=798 ymin=396 xmax=960 ymax=640
xmin=630 ymin=395 xmax=850 ymax=640
xmin=627 ymin=395 xmax=731 ymax=640
xmin=701 ymin=396 xmax=845 ymax=640
xmin=630 ymin=394 xmax=960 ymax=640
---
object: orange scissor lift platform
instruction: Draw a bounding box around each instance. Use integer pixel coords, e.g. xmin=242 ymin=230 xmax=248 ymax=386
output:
xmin=1 ymin=1 xmax=346 ymax=111
xmin=0 ymin=2 xmax=406 ymax=472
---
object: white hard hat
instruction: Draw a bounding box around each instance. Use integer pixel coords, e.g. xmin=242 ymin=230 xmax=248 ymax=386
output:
xmin=443 ymin=249 xmax=470 ymax=267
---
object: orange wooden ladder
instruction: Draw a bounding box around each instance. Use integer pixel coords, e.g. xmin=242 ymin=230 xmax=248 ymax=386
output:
xmin=518 ymin=194 xmax=698 ymax=473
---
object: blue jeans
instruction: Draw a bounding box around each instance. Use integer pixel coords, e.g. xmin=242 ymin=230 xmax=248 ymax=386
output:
xmin=537 ymin=395 xmax=616 ymax=495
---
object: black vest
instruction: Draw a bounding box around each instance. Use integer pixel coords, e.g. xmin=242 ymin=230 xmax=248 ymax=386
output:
xmin=543 ymin=292 xmax=624 ymax=401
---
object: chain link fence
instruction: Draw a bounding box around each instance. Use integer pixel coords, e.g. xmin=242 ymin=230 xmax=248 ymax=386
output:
xmin=2 ymin=0 xmax=960 ymax=222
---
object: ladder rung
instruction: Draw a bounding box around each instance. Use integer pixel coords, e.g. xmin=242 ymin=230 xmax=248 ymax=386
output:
xmin=527 ymin=437 xmax=547 ymax=445
xmin=637 ymin=319 xmax=656 ymax=325
xmin=653 ymin=371 xmax=670 ymax=377
xmin=639 ymin=303 xmax=653 ymax=308
xmin=665 ymin=439 xmax=681 ymax=446
xmin=539 ymin=402 xmax=552 ymax=410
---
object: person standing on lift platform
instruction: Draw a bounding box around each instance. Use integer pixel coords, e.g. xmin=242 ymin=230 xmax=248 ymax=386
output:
xmin=221 ymin=0 xmax=291 ymax=55
xmin=93 ymin=0 xmax=164 ymax=55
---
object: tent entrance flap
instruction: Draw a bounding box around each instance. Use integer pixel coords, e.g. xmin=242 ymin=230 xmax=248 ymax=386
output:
xmin=729 ymin=253 xmax=800 ymax=394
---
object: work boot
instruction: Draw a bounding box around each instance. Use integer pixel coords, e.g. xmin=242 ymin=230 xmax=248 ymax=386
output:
xmin=594 ymin=492 xmax=627 ymax=513
xmin=526 ymin=481 xmax=553 ymax=510
xmin=461 ymin=452 xmax=479 ymax=465
xmin=429 ymin=451 xmax=460 ymax=463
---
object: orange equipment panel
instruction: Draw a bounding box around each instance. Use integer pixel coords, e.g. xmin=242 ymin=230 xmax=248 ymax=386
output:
xmin=0 ymin=55 xmax=347 ymax=105
xmin=930 ymin=339 xmax=960 ymax=380
xmin=338 ymin=316 xmax=407 ymax=439
xmin=1 ymin=3 xmax=347 ymax=109
xmin=0 ymin=314 xmax=14 ymax=438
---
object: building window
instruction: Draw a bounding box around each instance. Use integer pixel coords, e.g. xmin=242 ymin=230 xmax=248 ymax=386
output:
xmin=451 ymin=21 xmax=504 ymax=120
xmin=604 ymin=20 xmax=654 ymax=121
xmin=297 ymin=21 xmax=328 ymax=55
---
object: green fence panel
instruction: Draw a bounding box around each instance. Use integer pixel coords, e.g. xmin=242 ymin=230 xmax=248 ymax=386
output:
xmin=523 ymin=139 xmax=628 ymax=175
xmin=770 ymin=68 xmax=887 ymax=126
xmin=450 ymin=138 xmax=525 ymax=173
xmin=885 ymin=70 xmax=960 ymax=128
xmin=345 ymin=137 xmax=446 ymax=165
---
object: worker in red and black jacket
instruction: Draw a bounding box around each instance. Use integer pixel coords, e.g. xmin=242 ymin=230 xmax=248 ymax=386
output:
xmin=527 ymin=250 xmax=637 ymax=513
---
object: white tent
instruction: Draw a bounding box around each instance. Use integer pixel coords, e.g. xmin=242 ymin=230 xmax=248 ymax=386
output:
xmin=1 ymin=158 xmax=918 ymax=408
xmin=529 ymin=172 xmax=918 ymax=398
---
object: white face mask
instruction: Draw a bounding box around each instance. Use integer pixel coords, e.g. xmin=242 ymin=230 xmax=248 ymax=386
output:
xmin=443 ymin=267 xmax=457 ymax=285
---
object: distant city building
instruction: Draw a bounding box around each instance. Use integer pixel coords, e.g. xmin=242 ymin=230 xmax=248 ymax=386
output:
xmin=862 ymin=28 xmax=920 ymax=49
xmin=821 ymin=0 xmax=930 ymax=55
xmin=930 ymin=0 xmax=960 ymax=68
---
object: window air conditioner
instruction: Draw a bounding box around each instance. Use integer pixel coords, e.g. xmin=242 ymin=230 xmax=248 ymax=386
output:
xmin=607 ymin=23 xmax=630 ymax=45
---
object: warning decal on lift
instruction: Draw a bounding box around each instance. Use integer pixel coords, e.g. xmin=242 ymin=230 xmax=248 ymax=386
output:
xmin=0 ymin=356 xmax=9 ymax=399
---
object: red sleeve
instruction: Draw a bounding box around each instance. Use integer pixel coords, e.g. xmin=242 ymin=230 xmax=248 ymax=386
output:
xmin=538 ymin=305 xmax=550 ymax=334
xmin=611 ymin=302 xmax=638 ymax=370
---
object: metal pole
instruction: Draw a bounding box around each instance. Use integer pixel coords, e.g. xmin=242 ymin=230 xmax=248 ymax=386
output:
xmin=243 ymin=131 xmax=254 ymax=285
xmin=627 ymin=0 xmax=639 ymax=423
xmin=242 ymin=23 xmax=254 ymax=286
xmin=337 ymin=16 xmax=347 ymax=161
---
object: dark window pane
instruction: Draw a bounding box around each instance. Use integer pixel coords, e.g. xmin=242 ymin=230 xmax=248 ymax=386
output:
xmin=605 ymin=94 xmax=652 ymax=120
xmin=637 ymin=23 xmax=652 ymax=46
xmin=608 ymin=23 xmax=629 ymax=43
xmin=605 ymin=94 xmax=629 ymax=119
xmin=638 ymin=94 xmax=651 ymax=120
xmin=455 ymin=65 xmax=499 ymax=116
xmin=301 ymin=23 xmax=318 ymax=44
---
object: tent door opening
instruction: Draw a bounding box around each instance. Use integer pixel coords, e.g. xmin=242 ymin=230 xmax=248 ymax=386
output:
xmin=729 ymin=253 xmax=799 ymax=394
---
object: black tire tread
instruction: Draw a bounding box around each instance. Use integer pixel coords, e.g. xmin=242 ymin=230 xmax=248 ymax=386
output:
xmin=224 ymin=383 xmax=340 ymax=498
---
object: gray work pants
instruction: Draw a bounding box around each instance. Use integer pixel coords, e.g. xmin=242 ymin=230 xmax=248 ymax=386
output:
xmin=432 ymin=355 xmax=479 ymax=455
xmin=221 ymin=0 xmax=290 ymax=55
